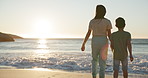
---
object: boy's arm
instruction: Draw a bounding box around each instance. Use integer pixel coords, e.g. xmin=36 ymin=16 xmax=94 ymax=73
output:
xmin=110 ymin=40 xmax=114 ymax=52
xmin=127 ymin=40 xmax=134 ymax=62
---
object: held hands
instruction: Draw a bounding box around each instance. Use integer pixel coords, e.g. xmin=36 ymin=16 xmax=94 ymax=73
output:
xmin=111 ymin=47 xmax=114 ymax=52
xmin=130 ymin=55 xmax=134 ymax=62
xmin=110 ymin=44 xmax=114 ymax=52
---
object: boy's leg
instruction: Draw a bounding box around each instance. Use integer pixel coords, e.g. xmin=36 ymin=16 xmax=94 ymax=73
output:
xmin=121 ymin=58 xmax=128 ymax=78
xmin=113 ymin=59 xmax=120 ymax=78
xmin=114 ymin=70 xmax=119 ymax=78
xmin=123 ymin=70 xmax=128 ymax=78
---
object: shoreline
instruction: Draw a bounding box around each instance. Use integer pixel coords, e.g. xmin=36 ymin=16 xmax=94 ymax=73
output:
xmin=0 ymin=69 xmax=147 ymax=78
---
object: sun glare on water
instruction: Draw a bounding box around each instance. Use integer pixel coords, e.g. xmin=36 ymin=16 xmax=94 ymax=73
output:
xmin=35 ymin=39 xmax=49 ymax=54
xmin=38 ymin=39 xmax=47 ymax=48
xmin=27 ymin=68 xmax=53 ymax=71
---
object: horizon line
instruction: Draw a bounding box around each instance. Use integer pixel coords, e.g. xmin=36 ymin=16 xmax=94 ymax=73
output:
xmin=19 ymin=37 xmax=148 ymax=39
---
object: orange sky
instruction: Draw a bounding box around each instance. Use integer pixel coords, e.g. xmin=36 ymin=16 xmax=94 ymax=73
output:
xmin=0 ymin=0 xmax=148 ymax=38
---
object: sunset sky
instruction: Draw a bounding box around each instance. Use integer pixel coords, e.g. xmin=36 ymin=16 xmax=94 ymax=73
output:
xmin=0 ymin=0 xmax=148 ymax=38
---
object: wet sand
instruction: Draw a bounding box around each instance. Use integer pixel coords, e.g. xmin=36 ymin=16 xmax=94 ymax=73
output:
xmin=0 ymin=69 xmax=147 ymax=78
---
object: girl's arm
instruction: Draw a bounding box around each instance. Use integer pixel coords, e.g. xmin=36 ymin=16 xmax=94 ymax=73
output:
xmin=107 ymin=29 xmax=111 ymax=41
xmin=81 ymin=29 xmax=91 ymax=51
xmin=107 ymin=29 xmax=114 ymax=52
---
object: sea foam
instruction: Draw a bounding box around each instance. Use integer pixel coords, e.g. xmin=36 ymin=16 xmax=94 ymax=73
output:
xmin=0 ymin=52 xmax=147 ymax=74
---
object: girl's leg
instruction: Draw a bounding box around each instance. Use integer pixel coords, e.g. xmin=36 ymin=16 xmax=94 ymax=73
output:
xmin=99 ymin=56 xmax=106 ymax=78
xmin=91 ymin=50 xmax=99 ymax=77
xmin=91 ymin=36 xmax=108 ymax=78
xmin=91 ymin=37 xmax=100 ymax=77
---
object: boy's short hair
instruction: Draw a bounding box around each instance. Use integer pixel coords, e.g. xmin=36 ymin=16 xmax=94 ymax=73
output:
xmin=115 ymin=17 xmax=125 ymax=28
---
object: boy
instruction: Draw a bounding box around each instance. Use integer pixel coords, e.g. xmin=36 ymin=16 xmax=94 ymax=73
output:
xmin=110 ymin=17 xmax=134 ymax=78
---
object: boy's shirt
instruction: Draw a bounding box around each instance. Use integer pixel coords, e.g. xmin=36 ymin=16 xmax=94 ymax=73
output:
xmin=111 ymin=31 xmax=131 ymax=60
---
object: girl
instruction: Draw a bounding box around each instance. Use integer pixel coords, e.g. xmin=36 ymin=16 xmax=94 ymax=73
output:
xmin=81 ymin=5 xmax=112 ymax=78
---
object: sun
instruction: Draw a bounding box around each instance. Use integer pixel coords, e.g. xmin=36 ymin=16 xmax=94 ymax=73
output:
xmin=32 ymin=19 xmax=54 ymax=38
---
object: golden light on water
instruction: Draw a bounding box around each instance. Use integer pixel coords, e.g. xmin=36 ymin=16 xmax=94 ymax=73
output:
xmin=35 ymin=38 xmax=49 ymax=54
xmin=37 ymin=39 xmax=48 ymax=48
xmin=27 ymin=68 xmax=53 ymax=71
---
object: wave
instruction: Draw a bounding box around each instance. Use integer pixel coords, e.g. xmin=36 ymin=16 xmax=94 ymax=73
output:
xmin=0 ymin=52 xmax=147 ymax=74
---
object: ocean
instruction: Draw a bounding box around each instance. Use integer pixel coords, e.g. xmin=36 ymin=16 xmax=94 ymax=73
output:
xmin=0 ymin=38 xmax=147 ymax=75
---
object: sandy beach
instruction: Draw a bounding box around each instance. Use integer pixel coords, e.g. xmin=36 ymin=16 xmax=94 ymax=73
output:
xmin=0 ymin=69 xmax=147 ymax=78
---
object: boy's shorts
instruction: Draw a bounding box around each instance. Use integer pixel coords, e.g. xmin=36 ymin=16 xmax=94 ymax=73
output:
xmin=113 ymin=58 xmax=128 ymax=71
